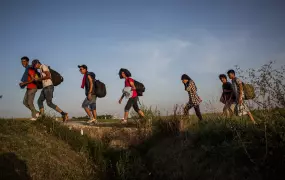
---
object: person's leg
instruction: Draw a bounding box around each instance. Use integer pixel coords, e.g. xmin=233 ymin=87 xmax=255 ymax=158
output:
xmin=133 ymin=97 xmax=144 ymax=118
xmin=222 ymin=103 xmax=229 ymax=117
xmin=123 ymin=98 xmax=134 ymax=123
xmin=27 ymin=89 xmax=39 ymax=118
xmin=247 ymin=111 xmax=256 ymax=124
xmin=38 ymin=89 xmax=46 ymax=115
xmin=91 ymin=109 xmax=97 ymax=120
xmin=86 ymin=95 xmax=97 ymax=123
xmin=223 ymin=101 xmax=233 ymax=118
xmin=90 ymin=95 xmax=97 ymax=120
xmin=23 ymin=89 xmax=30 ymax=110
xmin=183 ymin=102 xmax=192 ymax=116
xmin=194 ymin=105 xmax=203 ymax=121
xmin=82 ymin=98 xmax=92 ymax=118
xmin=239 ymin=102 xmax=256 ymax=124
xmin=229 ymin=102 xmax=236 ymax=117
xmin=45 ymin=86 xmax=68 ymax=121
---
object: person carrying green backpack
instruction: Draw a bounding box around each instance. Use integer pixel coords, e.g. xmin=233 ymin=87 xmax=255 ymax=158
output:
xmin=227 ymin=69 xmax=256 ymax=124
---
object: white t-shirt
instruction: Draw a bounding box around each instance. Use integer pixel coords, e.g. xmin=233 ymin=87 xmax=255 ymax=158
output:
xmin=40 ymin=64 xmax=53 ymax=88
xmin=122 ymin=87 xmax=132 ymax=99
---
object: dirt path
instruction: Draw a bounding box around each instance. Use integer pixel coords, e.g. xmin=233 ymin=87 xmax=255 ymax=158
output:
xmin=64 ymin=119 xmax=151 ymax=149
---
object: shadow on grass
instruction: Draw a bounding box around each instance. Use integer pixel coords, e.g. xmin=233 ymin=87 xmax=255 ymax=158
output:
xmin=0 ymin=153 xmax=31 ymax=180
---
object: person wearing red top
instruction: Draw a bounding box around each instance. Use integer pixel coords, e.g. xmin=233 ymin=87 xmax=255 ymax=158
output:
xmin=19 ymin=56 xmax=39 ymax=120
xmin=118 ymin=68 xmax=145 ymax=124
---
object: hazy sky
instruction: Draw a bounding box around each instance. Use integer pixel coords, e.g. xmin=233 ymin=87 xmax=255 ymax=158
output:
xmin=0 ymin=0 xmax=285 ymax=118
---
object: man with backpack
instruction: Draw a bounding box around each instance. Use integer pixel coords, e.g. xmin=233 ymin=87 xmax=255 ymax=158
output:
xmin=227 ymin=70 xmax=256 ymax=124
xmin=78 ymin=65 xmax=97 ymax=124
xmin=219 ymin=74 xmax=236 ymax=117
xmin=32 ymin=59 xmax=68 ymax=122
xmin=118 ymin=68 xmax=145 ymax=124
xmin=19 ymin=56 xmax=40 ymax=120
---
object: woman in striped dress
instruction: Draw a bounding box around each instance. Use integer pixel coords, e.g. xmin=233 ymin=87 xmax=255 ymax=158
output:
xmin=181 ymin=74 xmax=203 ymax=121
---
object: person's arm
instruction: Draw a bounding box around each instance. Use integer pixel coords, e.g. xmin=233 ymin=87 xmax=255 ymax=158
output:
xmin=129 ymin=81 xmax=136 ymax=91
xmin=35 ymin=66 xmax=51 ymax=81
xmin=87 ymin=75 xmax=93 ymax=100
xmin=119 ymin=93 xmax=125 ymax=104
xmin=238 ymin=81 xmax=243 ymax=104
xmin=20 ymin=69 xmax=36 ymax=86
xmin=88 ymin=75 xmax=93 ymax=94
xmin=189 ymin=81 xmax=196 ymax=94
xmin=20 ymin=79 xmax=34 ymax=86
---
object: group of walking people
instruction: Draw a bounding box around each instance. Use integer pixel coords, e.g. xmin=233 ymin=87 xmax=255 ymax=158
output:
xmin=19 ymin=56 xmax=255 ymax=124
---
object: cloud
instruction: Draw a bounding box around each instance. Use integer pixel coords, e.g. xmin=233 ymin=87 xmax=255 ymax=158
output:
xmin=105 ymin=30 xmax=252 ymax=113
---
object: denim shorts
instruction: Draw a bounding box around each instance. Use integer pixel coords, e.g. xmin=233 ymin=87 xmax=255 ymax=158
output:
xmin=82 ymin=95 xmax=97 ymax=110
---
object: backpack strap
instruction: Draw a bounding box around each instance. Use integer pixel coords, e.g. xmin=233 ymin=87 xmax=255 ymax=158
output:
xmin=127 ymin=78 xmax=133 ymax=89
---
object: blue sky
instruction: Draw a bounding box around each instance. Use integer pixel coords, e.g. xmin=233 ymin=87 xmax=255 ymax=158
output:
xmin=0 ymin=0 xmax=285 ymax=118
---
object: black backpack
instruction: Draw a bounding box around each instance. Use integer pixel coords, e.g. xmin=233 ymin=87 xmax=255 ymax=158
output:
xmin=49 ymin=67 xmax=64 ymax=86
xmin=94 ymin=80 xmax=107 ymax=98
xmin=128 ymin=79 xmax=145 ymax=96
xmin=36 ymin=66 xmax=63 ymax=89
xmin=135 ymin=80 xmax=145 ymax=96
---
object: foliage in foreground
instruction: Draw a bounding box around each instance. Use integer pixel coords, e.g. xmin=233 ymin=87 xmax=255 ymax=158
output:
xmin=115 ymin=110 xmax=285 ymax=180
xmin=1 ymin=110 xmax=285 ymax=180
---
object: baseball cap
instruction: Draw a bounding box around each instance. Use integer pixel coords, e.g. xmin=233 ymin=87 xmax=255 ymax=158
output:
xmin=32 ymin=59 xmax=40 ymax=68
xmin=78 ymin=64 xmax=88 ymax=70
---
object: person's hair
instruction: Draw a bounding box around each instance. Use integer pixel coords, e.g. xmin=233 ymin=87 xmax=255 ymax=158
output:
xmin=227 ymin=69 xmax=235 ymax=75
xmin=219 ymin=74 xmax=227 ymax=80
xmin=31 ymin=59 xmax=41 ymax=68
xmin=181 ymin=74 xmax=192 ymax=81
xmin=78 ymin=65 xmax=88 ymax=70
xmin=21 ymin=56 xmax=29 ymax=62
xmin=119 ymin=68 xmax=131 ymax=79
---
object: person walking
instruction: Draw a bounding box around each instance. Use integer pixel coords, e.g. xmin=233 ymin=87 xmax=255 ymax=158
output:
xmin=181 ymin=74 xmax=203 ymax=121
xmin=32 ymin=59 xmax=68 ymax=122
xmin=78 ymin=65 xmax=97 ymax=124
xmin=227 ymin=69 xmax=256 ymax=124
xmin=219 ymin=74 xmax=236 ymax=117
xmin=19 ymin=56 xmax=39 ymax=120
xmin=118 ymin=68 xmax=145 ymax=124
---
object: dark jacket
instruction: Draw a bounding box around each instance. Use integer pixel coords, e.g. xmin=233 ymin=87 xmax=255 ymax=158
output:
xmin=85 ymin=72 xmax=96 ymax=96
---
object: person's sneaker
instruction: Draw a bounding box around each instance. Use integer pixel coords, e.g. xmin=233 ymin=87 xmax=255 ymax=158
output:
xmin=30 ymin=118 xmax=37 ymax=121
xmin=87 ymin=119 xmax=97 ymax=124
xmin=35 ymin=112 xmax=40 ymax=118
xmin=120 ymin=119 xmax=128 ymax=124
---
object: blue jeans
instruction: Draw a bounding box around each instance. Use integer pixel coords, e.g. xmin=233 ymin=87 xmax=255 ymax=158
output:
xmin=82 ymin=95 xmax=97 ymax=111
xmin=38 ymin=85 xmax=57 ymax=110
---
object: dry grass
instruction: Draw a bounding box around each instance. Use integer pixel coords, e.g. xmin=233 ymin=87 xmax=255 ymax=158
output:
xmin=0 ymin=119 xmax=95 ymax=180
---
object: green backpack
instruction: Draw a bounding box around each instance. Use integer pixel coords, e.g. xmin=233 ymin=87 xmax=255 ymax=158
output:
xmin=243 ymin=83 xmax=255 ymax=100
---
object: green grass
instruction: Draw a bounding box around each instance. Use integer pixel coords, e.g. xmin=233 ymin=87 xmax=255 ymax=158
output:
xmin=124 ymin=110 xmax=285 ymax=180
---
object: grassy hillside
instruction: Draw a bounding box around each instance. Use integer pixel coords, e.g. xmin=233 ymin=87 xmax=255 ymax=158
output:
xmin=0 ymin=119 xmax=95 ymax=180
xmin=1 ymin=109 xmax=285 ymax=180
xmin=118 ymin=109 xmax=285 ymax=180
